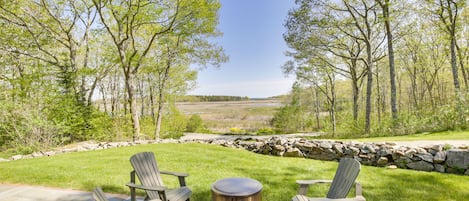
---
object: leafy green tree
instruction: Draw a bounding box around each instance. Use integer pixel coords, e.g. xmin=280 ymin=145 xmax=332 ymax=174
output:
xmin=93 ymin=0 xmax=226 ymax=140
xmin=272 ymin=84 xmax=310 ymax=133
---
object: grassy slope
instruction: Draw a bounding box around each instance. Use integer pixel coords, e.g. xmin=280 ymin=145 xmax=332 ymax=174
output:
xmin=0 ymin=143 xmax=468 ymax=201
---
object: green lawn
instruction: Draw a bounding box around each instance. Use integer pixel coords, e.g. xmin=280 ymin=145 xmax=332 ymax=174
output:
xmin=0 ymin=143 xmax=468 ymax=201
xmin=354 ymin=131 xmax=469 ymax=142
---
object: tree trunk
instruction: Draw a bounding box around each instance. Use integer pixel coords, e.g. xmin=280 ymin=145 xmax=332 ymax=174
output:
xmin=365 ymin=42 xmax=373 ymax=133
xmin=154 ymin=49 xmax=173 ymax=140
xmin=148 ymin=76 xmax=157 ymax=125
xmin=125 ymin=74 xmax=140 ymax=141
xmin=155 ymin=98 xmax=164 ymax=140
xmin=381 ymin=0 xmax=398 ymax=121
xmin=450 ymin=37 xmax=460 ymax=94
xmin=330 ymin=83 xmax=337 ymax=136
xmin=314 ymin=87 xmax=321 ymax=129
xmin=350 ymin=58 xmax=360 ymax=122
xmin=455 ymin=42 xmax=468 ymax=91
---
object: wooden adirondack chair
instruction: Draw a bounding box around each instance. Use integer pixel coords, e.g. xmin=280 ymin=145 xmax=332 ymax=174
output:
xmin=92 ymin=187 xmax=109 ymax=201
xmin=291 ymin=158 xmax=366 ymax=201
xmin=127 ymin=152 xmax=192 ymax=201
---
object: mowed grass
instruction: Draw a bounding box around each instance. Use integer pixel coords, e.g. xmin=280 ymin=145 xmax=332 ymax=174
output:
xmin=357 ymin=131 xmax=469 ymax=142
xmin=0 ymin=143 xmax=468 ymax=201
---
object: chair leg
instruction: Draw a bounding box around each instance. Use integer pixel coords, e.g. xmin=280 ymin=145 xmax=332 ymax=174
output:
xmin=130 ymin=187 xmax=136 ymax=201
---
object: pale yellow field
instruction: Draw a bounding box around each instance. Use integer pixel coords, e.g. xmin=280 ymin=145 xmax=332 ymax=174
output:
xmin=176 ymin=99 xmax=283 ymax=133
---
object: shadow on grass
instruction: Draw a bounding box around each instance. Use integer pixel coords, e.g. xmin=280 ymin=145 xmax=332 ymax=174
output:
xmin=233 ymin=165 xmax=332 ymax=200
xmin=192 ymin=188 xmax=211 ymax=201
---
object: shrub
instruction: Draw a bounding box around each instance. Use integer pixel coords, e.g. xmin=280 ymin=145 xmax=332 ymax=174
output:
xmin=0 ymin=103 xmax=62 ymax=153
xmin=160 ymin=106 xmax=187 ymax=139
xmin=88 ymin=109 xmax=114 ymax=141
xmin=256 ymin=127 xmax=275 ymax=135
xmin=186 ymin=114 xmax=204 ymax=132
xmin=229 ymin=127 xmax=247 ymax=134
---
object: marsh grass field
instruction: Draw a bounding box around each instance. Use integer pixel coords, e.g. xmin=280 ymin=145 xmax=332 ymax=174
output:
xmin=176 ymin=99 xmax=283 ymax=133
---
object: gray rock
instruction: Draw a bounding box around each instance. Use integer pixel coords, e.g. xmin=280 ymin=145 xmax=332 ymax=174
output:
xmin=417 ymin=153 xmax=433 ymax=163
xmin=378 ymin=147 xmax=393 ymax=157
xmin=44 ymin=151 xmax=56 ymax=156
xmin=259 ymin=144 xmax=272 ymax=154
xmin=415 ymin=147 xmax=427 ymax=154
xmin=333 ymin=144 xmax=344 ymax=156
xmin=386 ymin=165 xmax=398 ymax=169
xmin=32 ymin=152 xmax=44 ymax=158
xmin=406 ymin=161 xmax=434 ymax=172
xmin=392 ymin=150 xmax=405 ymax=160
xmin=433 ymin=151 xmax=446 ymax=163
xmin=434 ymin=164 xmax=445 ymax=173
xmin=396 ymin=156 xmax=413 ymax=168
xmin=344 ymin=147 xmax=360 ymax=156
xmin=294 ymin=142 xmax=315 ymax=151
xmin=431 ymin=145 xmax=443 ymax=152
xmin=320 ymin=141 xmax=332 ymax=149
xmin=0 ymin=158 xmax=10 ymax=162
xmin=83 ymin=143 xmax=99 ymax=150
xmin=364 ymin=144 xmax=376 ymax=153
xmin=11 ymin=155 xmax=23 ymax=160
xmin=377 ymin=157 xmax=388 ymax=166
xmin=284 ymin=148 xmax=303 ymax=157
xmin=385 ymin=142 xmax=397 ymax=146
xmin=273 ymin=145 xmax=285 ymax=151
xmin=446 ymin=149 xmax=469 ymax=169
xmin=405 ymin=149 xmax=417 ymax=157
xmin=275 ymin=138 xmax=287 ymax=145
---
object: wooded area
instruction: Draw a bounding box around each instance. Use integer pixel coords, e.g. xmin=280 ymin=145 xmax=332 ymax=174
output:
xmin=1 ymin=0 xmax=469 ymax=153
xmin=277 ymin=0 xmax=469 ymax=137
xmin=0 ymin=0 xmax=227 ymax=153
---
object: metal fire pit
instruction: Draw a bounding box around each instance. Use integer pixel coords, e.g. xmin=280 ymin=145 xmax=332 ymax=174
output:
xmin=211 ymin=177 xmax=262 ymax=201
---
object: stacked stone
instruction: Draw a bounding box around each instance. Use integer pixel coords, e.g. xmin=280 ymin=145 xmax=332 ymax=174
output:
xmin=2 ymin=137 xmax=468 ymax=176
xmin=220 ymin=137 xmax=469 ymax=175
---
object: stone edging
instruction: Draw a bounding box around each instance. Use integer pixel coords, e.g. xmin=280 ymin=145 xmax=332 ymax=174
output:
xmin=2 ymin=137 xmax=469 ymax=176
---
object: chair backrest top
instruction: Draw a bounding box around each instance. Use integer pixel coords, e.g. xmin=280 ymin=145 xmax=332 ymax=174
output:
xmin=327 ymin=158 xmax=361 ymax=199
xmin=129 ymin=152 xmax=164 ymax=199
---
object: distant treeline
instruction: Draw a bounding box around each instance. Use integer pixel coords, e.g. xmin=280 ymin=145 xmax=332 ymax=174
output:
xmin=177 ymin=95 xmax=250 ymax=102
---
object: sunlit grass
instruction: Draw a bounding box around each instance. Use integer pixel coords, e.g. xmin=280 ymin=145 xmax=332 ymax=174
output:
xmin=0 ymin=143 xmax=468 ymax=201
xmin=356 ymin=131 xmax=469 ymax=142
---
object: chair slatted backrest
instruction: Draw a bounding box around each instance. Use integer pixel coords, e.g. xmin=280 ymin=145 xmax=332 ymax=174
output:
xmin=130 ymin=152 xmax=165 ymax=200
xmin=93 ymin=187 xmax=109 ymax=201
xmin=326 ymin=158 xmax=361 ymax=199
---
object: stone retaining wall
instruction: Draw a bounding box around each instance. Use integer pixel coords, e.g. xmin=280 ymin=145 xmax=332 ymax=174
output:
xmin=190 ymin=137 xmax=469 ymax=175
xmin=2 ymin=137 xmax=469 ymax=175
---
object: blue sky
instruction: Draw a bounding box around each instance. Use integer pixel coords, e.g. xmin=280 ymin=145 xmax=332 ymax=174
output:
xmin=188 ymin=0 xmax=296 ymax=98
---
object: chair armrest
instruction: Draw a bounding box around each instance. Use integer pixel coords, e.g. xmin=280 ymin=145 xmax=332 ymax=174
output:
xmin=354 ymin=182 xmax=366 ymax=200
xmin=160 ymin=170 xmax=189 ymax=187
xmin=296 ymin=180 xmax=333 ymax=195
xmin=296 ymin=180 xmax=333 ymax=185
xmin=160 ymin=171 xmax=189 ymax=177
xmin=126 ymin=182 xmax=167 ymax=192
xmin=295 ymin=180 xmax=365 ymax=201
